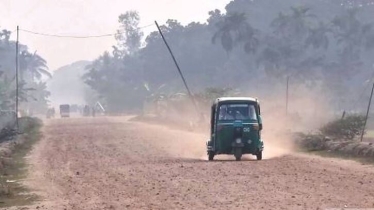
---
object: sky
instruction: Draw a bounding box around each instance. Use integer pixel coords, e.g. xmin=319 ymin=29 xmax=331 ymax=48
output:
xmin=0 ymin=0 xmax=231 ymax=71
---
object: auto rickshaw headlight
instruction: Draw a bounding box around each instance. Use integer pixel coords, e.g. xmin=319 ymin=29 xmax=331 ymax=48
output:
xmin=236 ymin=138 xmax=242 ymax=144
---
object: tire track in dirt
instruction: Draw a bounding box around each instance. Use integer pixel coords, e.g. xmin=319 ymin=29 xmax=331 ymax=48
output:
xmin=6 ymin=116 xmax=374 ymax=210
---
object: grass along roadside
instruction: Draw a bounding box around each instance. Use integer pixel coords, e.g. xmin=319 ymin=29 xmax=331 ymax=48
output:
xmin=294 ymin=133 xmax=374 ymax=165
xmin=295 ymin=143 xmax=374 ymax=165
xmin=307 ymin=150 xmax=374 ymax=165
xmin=0 ymin=117 xmax=42 ymax=208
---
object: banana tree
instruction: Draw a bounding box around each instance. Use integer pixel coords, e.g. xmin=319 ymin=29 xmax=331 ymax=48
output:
xmin=142 ymin=83 xmax=168 ymax=116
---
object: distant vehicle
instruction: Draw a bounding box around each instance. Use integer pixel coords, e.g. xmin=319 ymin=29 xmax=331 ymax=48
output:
xmin=91 ymin=107 xmax=96 ymax=117
xmin=46 ymin=108 xmax=55 ymax=119
xmin=83 ymin=105 xmax=90 ymax=116
xmin=70 ymin=104 xmax=78 ymax=113
xmin=206 ymin=97 xmax=264 ymax=161
xmin=59 ymin=104 xmax=70 ymax=118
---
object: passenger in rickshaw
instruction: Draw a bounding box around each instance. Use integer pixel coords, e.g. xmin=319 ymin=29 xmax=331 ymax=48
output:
xmin=219 ymin=104 xmax=257 ymax=121
xmin=234 ymin=110 xmax=246 ymax=120
xmin=219 ymin=106 xmax=234 ymax=120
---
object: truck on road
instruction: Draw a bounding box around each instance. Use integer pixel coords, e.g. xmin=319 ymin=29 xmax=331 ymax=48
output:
xmin=59 ymin=104 xmax=70 ymax=118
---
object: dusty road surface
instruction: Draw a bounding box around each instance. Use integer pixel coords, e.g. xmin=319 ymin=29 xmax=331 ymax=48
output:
xmin=6 ymin=116 xmax=374 ymax=210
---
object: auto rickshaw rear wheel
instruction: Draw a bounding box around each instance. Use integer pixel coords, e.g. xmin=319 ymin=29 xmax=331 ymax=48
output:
xmin=234 ymin=148 xmax=242 ymax=161
xmin=208 ymin=152 xmax=214 ymax=161
xmin=256 ymin=151 xmax=262 ymax=160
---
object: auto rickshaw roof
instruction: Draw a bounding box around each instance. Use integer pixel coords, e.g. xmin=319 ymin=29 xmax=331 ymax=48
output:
xmin=214 ymin=97 xmax=259 ymax=104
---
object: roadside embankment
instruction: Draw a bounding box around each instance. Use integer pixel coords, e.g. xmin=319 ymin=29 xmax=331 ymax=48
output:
xmin=0 ymin=117 xmax=42 ymax=207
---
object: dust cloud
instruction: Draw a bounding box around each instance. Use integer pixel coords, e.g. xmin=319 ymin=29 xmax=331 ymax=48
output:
xmin=258 ymin=85 xmax=334 ymax=159
xmin=216 ymin=84 xmax=334 ymax=160
xmin=139 ymin=84 xmax=336 ymax=161
xmin=124 ymin=81 xmax=336 ymax=161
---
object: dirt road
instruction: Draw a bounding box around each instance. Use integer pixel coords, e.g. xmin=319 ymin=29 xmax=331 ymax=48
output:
xmin=7 ymin=117 xmax=374 ymax=209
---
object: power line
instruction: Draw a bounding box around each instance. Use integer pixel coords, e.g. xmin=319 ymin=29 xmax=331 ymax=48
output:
xmin=135 ymin=23 xmax=155 ymax=29
xmin=19 ymin=23 xmax=154 ymax=39
xmin=20 ymin=29 xmax=114 ymax=38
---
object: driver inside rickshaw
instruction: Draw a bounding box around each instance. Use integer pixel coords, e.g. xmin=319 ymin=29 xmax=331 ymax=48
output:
xmin=235 ymin=105 xmax=257 ymax=120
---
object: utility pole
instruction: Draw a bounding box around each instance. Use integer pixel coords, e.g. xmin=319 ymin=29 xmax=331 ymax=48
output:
xmin=15 ymin=26 xmax=19 ymax=130
xmin=361 ymin=82 xmax=374 ymax=142
xmin=286 ymin=76 xmax=289 ymax=116
xmin=154 ymin=21 xmax=200 ymax=117
xmin=341 ymin=110 xmax=346 ymax=120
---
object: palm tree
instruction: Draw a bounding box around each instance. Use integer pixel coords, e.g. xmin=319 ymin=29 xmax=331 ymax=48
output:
xmin=19 ymin=51 xmax=51 ymax=81
xmin=332 ymin=9 xmax=374 ymax=52
xmin=305 ymin=21 xmax=332 ymax=49
xmin=258 ymin=6 xmax=324 ymax=80
xmin=212 ymin=13 xmax=258 ymax=54
xmin=330 ymin=8 xmax=374 ymax=78
xmin=271 ymin=6 xmax=316 ymax=41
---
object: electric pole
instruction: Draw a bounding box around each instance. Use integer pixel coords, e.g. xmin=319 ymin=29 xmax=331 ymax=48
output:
xmin=286 ymin=76 xmax=289 ymax=116
xmin=15 ymin=25 xmax=19 ymax=131
xmin=154 ymin=21 xmax=200 ymax=118
xmin=361 ymin=82 xmax=374 ymax=142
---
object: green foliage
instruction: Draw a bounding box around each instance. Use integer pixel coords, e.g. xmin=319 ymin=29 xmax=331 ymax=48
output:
xmin=115 ymin=11 xmax=143 ymax=56
xmin=18 ymin=116 xmax=42 ymax=133
xmin=320 ymin=115 xmax=366 ymax=140
xmin=195 ymin=87 xmax=238 ymax=106
xmin=0 ymin=28 xmax=50 ymax=115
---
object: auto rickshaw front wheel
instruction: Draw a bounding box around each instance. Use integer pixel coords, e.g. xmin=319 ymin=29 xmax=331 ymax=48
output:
xmin=208 ymin=152 xmax=214 ymax=161
xmin=234 ymin=148 xmax=242 ymax=161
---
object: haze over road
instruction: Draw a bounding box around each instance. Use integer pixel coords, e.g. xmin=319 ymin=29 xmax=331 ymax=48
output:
xmin=1 ymin=0 xmax=231 ymax=71
xmin=9 ymin=117 xmax=374 ymax=209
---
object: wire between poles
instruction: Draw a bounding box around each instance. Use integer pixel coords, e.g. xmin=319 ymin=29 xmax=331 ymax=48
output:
xmin=20 ymin=29 xmax=114 ymax=38
xmin=19 ymin=24 xmax=154 ymax=39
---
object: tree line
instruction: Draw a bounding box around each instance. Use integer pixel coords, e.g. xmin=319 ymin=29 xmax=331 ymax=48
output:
xmin=83 ymin=0 xmax=374 ymax=114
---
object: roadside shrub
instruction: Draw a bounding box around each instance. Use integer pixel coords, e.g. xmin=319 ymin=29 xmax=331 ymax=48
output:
xmin=18 ymin=117 xmax=42 ymax=133
xmin=320 ymin=115 xmax=366 ymax=140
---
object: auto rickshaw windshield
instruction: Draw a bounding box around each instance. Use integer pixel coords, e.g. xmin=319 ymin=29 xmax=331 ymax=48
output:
xmin=218 ymin=103 xmax=257 ymax=121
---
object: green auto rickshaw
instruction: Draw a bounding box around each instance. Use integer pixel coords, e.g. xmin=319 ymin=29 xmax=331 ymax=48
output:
xmin=206 ymin=97 xmax=264 ymax=161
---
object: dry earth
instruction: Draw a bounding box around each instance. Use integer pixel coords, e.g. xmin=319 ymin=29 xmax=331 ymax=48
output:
xmin=3 ymin=116 xmax=374 ymax=210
